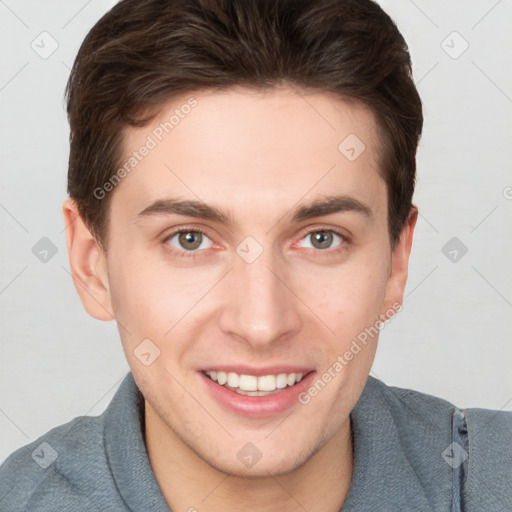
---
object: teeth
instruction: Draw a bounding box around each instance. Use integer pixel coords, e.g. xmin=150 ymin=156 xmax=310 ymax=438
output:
xmin=239 ymin=374 xmax=258 ymax=391
xmin=258 ymin=375 xmax=277 ymax=391
xmin=205 ymin=370 xmax=305 ymax=392
xmin=276 ymin=373 xmax=288 ymax=389
xmin=227 ymin=372 xmax=239 ymax=388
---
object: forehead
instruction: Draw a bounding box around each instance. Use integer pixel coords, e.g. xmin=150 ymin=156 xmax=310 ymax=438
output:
xmin=113 ymin=86 xmax=385 ymax=226
xmin=124 ymin=85 xmax=380 ymax=157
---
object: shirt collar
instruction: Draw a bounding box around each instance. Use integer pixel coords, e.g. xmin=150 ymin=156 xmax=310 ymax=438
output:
xmin=104 ymin=372 xmax=171 ymax=511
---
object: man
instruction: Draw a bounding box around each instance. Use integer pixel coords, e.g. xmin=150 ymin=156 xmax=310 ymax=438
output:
xmin=1 ymin=0 xmax=510 ymax=510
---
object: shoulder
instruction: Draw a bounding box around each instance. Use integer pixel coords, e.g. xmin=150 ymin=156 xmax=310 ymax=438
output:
xmin=363 ymin=377 xmax=512 ymax=509
xmin=368 ymin=376 xmax=512 ymax=444
xmin=363 ymin=376 xmax=456 ymax=428
xmin=365 ymin=376 xmax=512 ymax=431
xmin=464 ymin=405 xmax=512 ymax=436
xmin=463 ymin=406 xmax=512 ymax=511
xmin=0 ymin=372 xmax=147 ymax=512
xmin=0 ymin=414 xmax=105 ymax=511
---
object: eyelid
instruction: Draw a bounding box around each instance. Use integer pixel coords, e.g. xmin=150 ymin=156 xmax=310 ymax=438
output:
xmin=163 ymin=224 xmax=212 ymax=238
xmin=162 ymin=225 xmax=215 ymax=246
xmin=298 ymin=224 xmax=350 ymax=240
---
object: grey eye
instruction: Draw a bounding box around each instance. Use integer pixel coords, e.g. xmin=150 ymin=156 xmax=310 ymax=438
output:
xmin=299 ymin=230 xmax=342 ymax=250
xmin=168 ymin=230 xmax=213 ymax=251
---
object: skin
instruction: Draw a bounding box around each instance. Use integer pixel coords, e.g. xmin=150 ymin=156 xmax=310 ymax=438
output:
xmin=62 ymin=86 xmax=417 ymax=512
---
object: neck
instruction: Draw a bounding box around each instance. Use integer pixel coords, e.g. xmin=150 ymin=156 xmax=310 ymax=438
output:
xmin=144 ymin=401 xmax=354 ymax=512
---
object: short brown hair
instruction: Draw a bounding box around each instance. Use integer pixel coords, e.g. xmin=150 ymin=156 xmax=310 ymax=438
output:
xmin=66 ymin=0 xmax=422 ymax=249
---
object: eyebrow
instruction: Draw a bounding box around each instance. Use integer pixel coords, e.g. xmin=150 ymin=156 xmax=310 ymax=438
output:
xmin=136 ymin=194 xmax=372 ymax=226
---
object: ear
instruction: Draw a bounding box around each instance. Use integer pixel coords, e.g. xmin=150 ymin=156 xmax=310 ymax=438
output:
xmin=62 ymin=197 xmax=114 ymax=321
xmin=381 ymin=206 xmax=418 ymax=317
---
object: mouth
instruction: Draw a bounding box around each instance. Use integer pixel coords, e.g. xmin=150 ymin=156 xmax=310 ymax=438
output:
xmin=199 ymin=367 xmax=316 ymax=417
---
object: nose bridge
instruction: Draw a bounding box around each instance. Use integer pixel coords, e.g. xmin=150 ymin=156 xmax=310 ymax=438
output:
xmin=218 ymin=239 xmax=300 ymax=346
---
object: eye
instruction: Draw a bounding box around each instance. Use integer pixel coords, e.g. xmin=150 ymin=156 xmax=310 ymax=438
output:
xmin=165 ymin=229 xmax=213 ymax=252
xmin=297 ymin=229 xmax=345 ymax=251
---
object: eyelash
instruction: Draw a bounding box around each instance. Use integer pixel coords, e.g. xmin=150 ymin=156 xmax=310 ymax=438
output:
xmin=162 ymin=226 xmax=348 ymax=260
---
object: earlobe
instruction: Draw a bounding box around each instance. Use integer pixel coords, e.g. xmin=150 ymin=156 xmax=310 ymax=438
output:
xmin=62 ymin=197 xmax=115 ymax=321
xmin=381 ymin=206 xmax=418 ymax=317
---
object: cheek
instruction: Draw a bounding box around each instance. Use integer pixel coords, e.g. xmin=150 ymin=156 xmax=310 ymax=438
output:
xmin=302 ymin=266 xmax=388 ymax=383
xmin=309 ymin=254 xmax=390 ymax=328
xmin=108 ymin=250 xmax=216 ymax=337
xmin=107 ymin=250 xmax=167 ymax=338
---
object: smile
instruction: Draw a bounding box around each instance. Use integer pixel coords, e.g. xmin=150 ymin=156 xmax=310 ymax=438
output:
xmin=203 ymin=370 xmax=305 ymax=396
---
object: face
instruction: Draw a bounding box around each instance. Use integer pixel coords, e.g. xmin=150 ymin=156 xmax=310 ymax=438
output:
xmin=64 ymin=86 xmax=415 ymax=477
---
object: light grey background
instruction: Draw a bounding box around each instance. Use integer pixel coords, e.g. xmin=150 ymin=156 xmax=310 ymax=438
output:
xmin=1 ymin=0 xmax=511 ymax=463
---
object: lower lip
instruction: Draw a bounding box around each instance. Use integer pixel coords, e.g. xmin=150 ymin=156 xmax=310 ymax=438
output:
xmin=199 ymin=371 xmax=316 ymax=418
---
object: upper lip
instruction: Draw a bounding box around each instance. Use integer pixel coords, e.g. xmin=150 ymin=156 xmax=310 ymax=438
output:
xmin=201 ymin=365 xmax=314 ymax=377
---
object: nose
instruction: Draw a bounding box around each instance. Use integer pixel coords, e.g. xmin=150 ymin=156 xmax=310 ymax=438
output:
xmin=217 ymin=245 xmax=302 ymax=349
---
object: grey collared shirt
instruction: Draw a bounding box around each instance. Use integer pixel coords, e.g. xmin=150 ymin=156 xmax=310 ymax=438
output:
xmin=1 ymin=372 xmax=511 ymax=511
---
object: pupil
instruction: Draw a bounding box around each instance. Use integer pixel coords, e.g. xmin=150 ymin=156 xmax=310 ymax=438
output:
xmin=313 ymin=231 xmax=332 ymax=249
xmin=179 ymin=231 xmax=202 ymax=250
